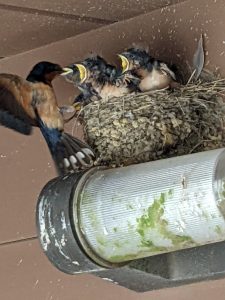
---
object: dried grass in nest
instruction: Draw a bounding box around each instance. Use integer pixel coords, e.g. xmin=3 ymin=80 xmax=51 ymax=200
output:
xmin=74 ymin=74 xmax=225 ymax=167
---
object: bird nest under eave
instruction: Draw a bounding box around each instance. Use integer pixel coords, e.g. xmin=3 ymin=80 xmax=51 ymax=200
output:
xmin=74 ymin=73 xmax=225 ymax=167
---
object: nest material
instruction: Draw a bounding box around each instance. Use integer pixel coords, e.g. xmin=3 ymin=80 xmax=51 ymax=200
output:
xmin=76 ymin=74 xmax=225 ymax=167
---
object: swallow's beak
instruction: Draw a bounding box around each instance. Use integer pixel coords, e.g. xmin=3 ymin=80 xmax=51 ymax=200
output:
xmin=118 ymin=54 xmax=129 ymax=73
xmin=60 ymin=67 xmax=74 ymax=76
xmin=74 ymin=64 xmax=87 ymax=83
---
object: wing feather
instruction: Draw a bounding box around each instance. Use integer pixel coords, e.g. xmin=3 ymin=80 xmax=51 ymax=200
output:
xmin=0 ymin=75 xmax=34 ymax=135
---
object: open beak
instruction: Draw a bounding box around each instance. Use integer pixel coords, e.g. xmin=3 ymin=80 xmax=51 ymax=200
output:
xmin=60 ymin=67 xmax=74 ymax=77
xmin=118 ymin=54 xmax=130 ymax=73
xmin=74 ymin=64 xmax=87 ymax=83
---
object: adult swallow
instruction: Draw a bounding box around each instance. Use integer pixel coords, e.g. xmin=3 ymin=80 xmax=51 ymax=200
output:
xmin=0 ymin=61 xmax=95 ymax=174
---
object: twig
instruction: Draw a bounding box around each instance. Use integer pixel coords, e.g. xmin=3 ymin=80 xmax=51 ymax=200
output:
xmin=189 ymin=140 xmax=212 ymax=153
xmin=186 ymin=69 xmax=196 ymax=85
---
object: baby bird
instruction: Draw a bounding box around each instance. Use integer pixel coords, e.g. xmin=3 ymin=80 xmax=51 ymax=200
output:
xmin=0 ymin=61 xmax=95 ymax=174
xmin=118 ymin=47 xmax=179 ymax=92
xmin=62 ymin=55 xmax=140 ymax=105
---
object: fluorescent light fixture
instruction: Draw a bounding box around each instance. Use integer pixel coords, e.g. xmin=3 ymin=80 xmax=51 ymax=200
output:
xmin=37 ymin=148 xmax=225 ymax=270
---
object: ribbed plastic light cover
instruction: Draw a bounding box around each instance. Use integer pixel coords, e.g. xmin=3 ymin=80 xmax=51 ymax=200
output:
xmin=74 ymin=149 xmax=225 ymax=264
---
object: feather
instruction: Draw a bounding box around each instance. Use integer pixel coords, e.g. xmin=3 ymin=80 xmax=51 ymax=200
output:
xmin=0 ymin=77 xmax=34 ymax=134
xmin=37 ymin=114 xmax=94 ymax=175
xmin=159 ymin=62 xmax=176 ymax=80
xmin=0 ymin=110 xmax=32 ymax=135
xmin=193 ymin=35 xmax=205 ymax=80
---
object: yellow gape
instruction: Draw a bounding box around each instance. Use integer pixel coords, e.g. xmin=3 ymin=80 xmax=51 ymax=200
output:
xmin=74 ymin=64 xmax=87 ymax=83
xmin=118 ymin=54 xmax=129 ymax=73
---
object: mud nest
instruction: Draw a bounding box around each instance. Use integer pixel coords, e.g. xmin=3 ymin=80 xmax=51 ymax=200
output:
xmin=76 ymin=74 xmax=225 ymax=167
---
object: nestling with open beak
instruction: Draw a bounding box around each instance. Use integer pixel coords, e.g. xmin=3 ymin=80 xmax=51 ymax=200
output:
xmin=62 ymin=55 xmax=140 ymax=105
xmin=118 ymin=47 xmax=179 ymax=92
xmin=0 ymin=61 xmax=95 ymax=174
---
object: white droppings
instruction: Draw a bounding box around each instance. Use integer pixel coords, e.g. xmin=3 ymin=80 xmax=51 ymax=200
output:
xmin=33 ymin=279 xmax=39 ymax=288
xmin=50 ymin=227 xmax=56 ymax=235
xmin=61 ymin=211 xmax=67 ymax=230
xmin=17 ymin=259 xmax=23 ymax=266
xmin=38 ymin=197 xmax=51 ymax=251
xmin=72 ymin=261 xmax=80 ymax=266
xmin=54 ymin=238 xmax=70 ymax=260
xmin=121 ymin=32 xmax=126 ymax=39
xmin=61 ymin=234 xmax=66 ymax=247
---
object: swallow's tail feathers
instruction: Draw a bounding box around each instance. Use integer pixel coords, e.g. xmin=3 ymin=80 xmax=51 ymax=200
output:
xmin=38 ymin=122 xmax=95 ymax=174
xmin=60 ymin=132 xmax=95 ymax=169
